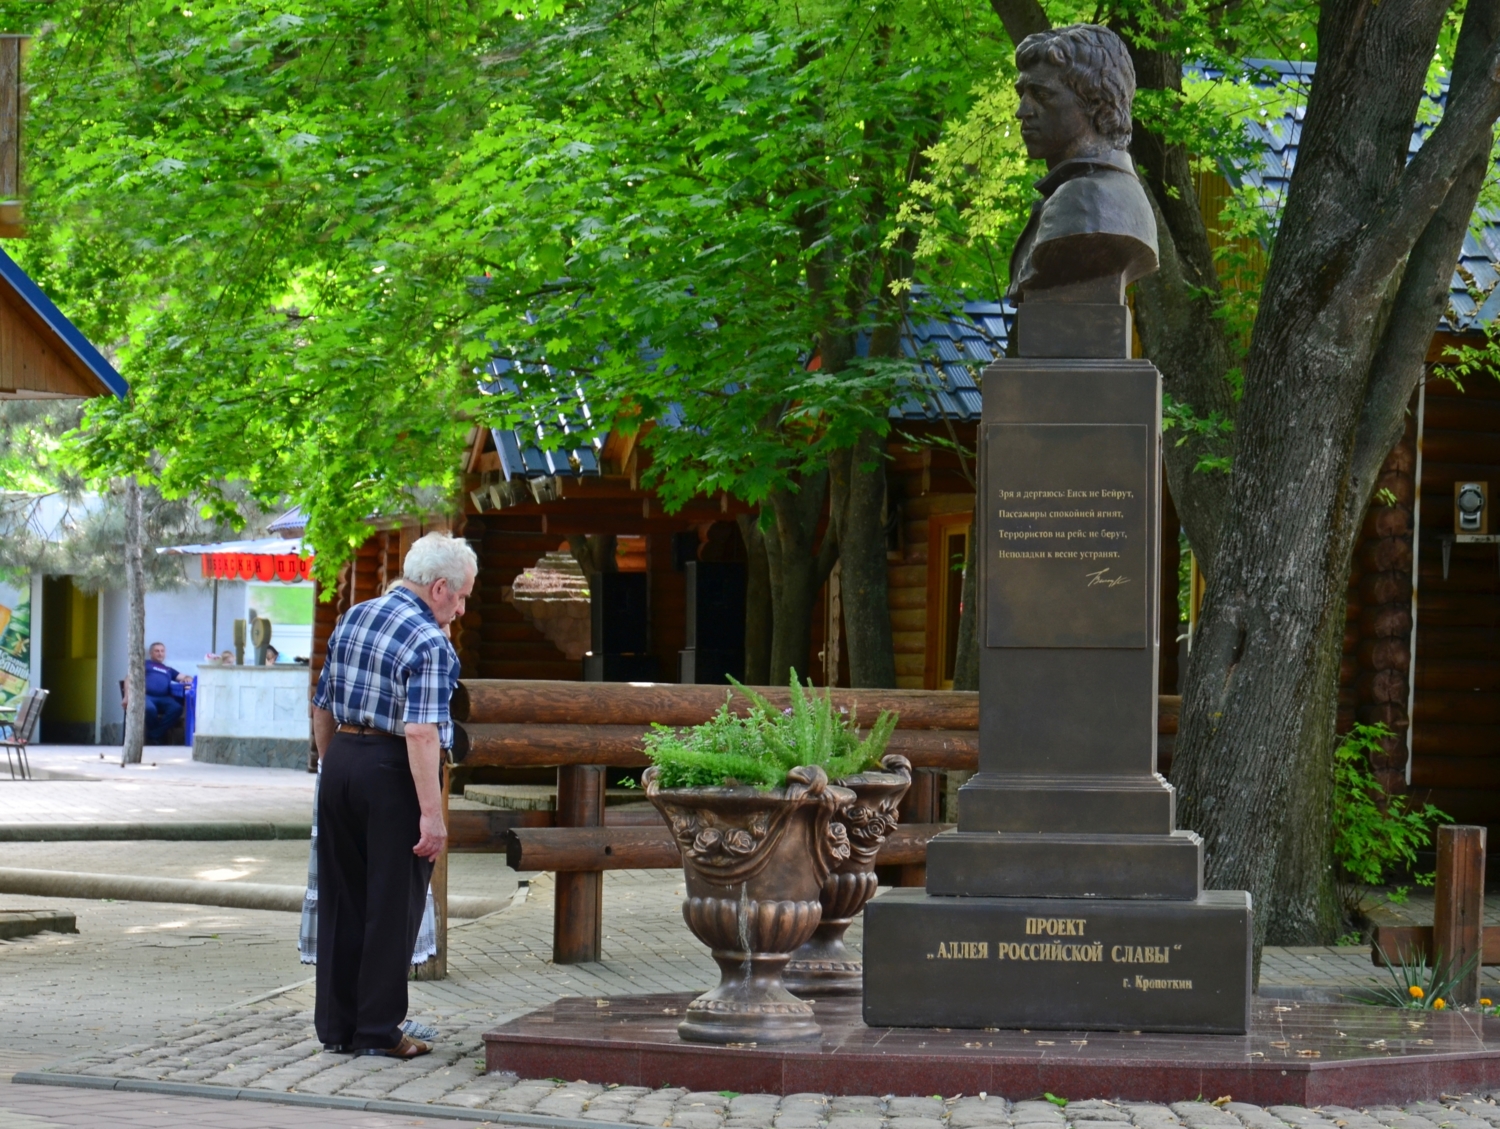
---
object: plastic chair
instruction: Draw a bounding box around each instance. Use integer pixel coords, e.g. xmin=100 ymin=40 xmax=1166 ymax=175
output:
xmin=1 ymin=688 xmax=48 ymax=780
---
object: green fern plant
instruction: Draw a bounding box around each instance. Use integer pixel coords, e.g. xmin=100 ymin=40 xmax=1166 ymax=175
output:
xmin=643 ymin=671 xmax=898 ymax=790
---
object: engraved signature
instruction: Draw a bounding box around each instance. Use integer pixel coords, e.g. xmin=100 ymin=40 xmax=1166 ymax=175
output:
xmin=1085 ymin=568 xmax=1130 ymax=588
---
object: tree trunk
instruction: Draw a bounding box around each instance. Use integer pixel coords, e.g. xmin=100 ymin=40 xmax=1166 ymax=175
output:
xmin=1172 ymin=0 xmax=1500 ymax=960
xmin=828 ymin=429 xmax=896 ymax=688
xmin=950 ymin=495 xmax=980 ymax=692
xmin=736 ymin=513 xmax=773 ymax=685
xmin=762 ymin=471 xmax=836 ymax=685
xmin=120 ymin=477 xmax=146 ymax=767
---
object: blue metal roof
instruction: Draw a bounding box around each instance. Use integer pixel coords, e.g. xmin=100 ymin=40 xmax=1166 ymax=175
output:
xmin=481 ymin=355 xmax=603 ymax=480
xmin=0 ymin=245 xmax=127 ymax=399
xmin=476 ymin=301 xmax=1012 ymax=479
xmin=878 ymin=299 xmax=1010 ymax=423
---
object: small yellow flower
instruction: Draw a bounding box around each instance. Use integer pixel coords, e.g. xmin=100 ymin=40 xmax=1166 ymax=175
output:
xmin=1410 ymin=985 xmax=1425 ymax=1000
xmin=1434 ymin=998 xmax=1446 ymax=1010
xmin=1482 ymin=999 xmax=1493 ymax=1007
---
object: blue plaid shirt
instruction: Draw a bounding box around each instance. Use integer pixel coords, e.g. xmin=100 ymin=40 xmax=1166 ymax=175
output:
xmin=312 ymin=585 xmax=459 ymax=748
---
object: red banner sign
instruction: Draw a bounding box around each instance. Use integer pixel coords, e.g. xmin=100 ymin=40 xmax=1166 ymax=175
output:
xmin=200 ymin=553 xmax=314 ymax=583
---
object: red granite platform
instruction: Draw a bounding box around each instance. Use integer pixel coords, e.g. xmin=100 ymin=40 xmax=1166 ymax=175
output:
xmin=484 ymin=994 xmax=1500 ymax=1105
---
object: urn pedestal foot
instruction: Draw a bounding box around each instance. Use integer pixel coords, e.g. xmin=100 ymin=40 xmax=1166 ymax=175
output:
xmin=679 ymin=952 xmax=821 ymax=1044
xmin=782 ymin=921 xmax=861 ymax=996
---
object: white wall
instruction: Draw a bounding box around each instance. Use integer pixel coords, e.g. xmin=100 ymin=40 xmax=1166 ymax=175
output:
xmin=146 ymin=581 xmax=246 ymax=668
xmin=97 ymin=580 xmax=248 ymax=742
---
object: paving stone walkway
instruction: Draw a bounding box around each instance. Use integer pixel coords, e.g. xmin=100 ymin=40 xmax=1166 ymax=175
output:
xmin=12 ymin=868 xmax=1500 ymax=1127
xmin=7 ymin=762 xmax=1500 ymax=1127
xmin=1 ymin=745 xmax=314 ymax=825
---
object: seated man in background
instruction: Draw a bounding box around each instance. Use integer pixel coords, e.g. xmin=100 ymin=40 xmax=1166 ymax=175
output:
xmin=143 ymin=641 xmax=192 ymax=743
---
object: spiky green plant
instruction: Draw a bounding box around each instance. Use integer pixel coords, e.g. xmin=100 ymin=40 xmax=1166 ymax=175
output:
xmin=1369 ymin=944 xmax=1479 ymax=1010
xmin=643 ymin=671 xmax=898 ymax=790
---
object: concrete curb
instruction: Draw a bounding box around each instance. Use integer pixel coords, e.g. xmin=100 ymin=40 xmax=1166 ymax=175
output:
xmin=0 ymin=908 xmax=77 ymax=939
xmin=0 ymin=868 xmax=506 ymax=918
xmin=11 ymin=1072 xmax=645 ymax=1129
xmin=0 ymin=821 xmax=313 ymax=842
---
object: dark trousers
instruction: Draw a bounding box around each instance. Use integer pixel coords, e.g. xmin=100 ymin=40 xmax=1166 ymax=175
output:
xmin=144 ymin=694 xmax=182 ymax=743
xmin=314 ymin=731 xmax=433 ymax=1050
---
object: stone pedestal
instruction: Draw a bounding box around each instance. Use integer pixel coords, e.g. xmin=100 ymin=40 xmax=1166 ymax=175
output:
xmin=861 ymin=320 xmax=1252 ymax=1034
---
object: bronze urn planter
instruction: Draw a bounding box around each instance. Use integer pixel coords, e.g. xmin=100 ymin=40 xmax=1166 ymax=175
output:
xmin=644 ymin=763 xmax=855 ymax=1044
xmin=782 ymin=754 xmax=912 ymax=996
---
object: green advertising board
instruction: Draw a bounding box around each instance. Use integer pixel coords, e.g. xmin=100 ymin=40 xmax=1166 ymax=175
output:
xmin=0 ymin=582 xmax=31 ymax=710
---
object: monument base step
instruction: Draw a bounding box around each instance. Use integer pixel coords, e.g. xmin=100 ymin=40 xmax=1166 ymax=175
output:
xmin=956 ymin=772 xmax=1174 ymax=835
xmin=862 ymin=888 xmax=1250 ymax=1033
xmin=925 ymin=829 xmax=1202 ymax=899
xmin=483 ymin=991 xmax=1500 ymax=1104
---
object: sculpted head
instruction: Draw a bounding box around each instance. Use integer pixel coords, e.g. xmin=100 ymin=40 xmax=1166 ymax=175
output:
xmin=1015 ymin=25 xmax=1136 ymax=168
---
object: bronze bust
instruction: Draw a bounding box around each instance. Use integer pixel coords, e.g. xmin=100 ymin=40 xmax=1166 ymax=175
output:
xmin=1007 ymin=24 xmax=1158 ymax=305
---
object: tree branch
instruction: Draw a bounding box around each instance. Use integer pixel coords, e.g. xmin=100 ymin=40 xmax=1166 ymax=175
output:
xmin=1347 ymin=34 xmax=1500 ymax=305
xmin=988 ymin=0 xmax=1050 ymax=45
xmin=1345 ymin=0 xmax=1500 ymax=514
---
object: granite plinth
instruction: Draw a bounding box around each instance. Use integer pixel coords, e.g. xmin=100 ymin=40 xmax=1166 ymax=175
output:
xmin=954 ymin=773 xmax=1175 ymax=835
xmin=863 ymin=889 xmax=1251 ymax=1033
xmin=925 ymin=830 xmax=1203 ymax=899
xmin=483 ymin=992 xmax=1500 ymax=1105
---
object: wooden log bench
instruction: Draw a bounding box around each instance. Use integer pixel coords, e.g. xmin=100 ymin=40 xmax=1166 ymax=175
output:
xmin=448 ymin=680 xmax=1183 ymax=965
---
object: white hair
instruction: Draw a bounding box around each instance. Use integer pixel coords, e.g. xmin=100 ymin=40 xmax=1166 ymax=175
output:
xmin=403 ymin=532 xmax=478 ymax=589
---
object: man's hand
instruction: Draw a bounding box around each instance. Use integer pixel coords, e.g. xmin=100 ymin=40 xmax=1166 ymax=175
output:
xmin=405 ymin=722 xmax=446 ymax=861
xmin=415 ymin=811 xmax=448 ymax=860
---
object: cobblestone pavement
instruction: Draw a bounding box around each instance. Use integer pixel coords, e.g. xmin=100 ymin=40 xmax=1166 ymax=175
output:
xmin=6 ymin=763 xmax=1500 ymax=1128
xmin=0 ymin=1077 xmax=506 ymax=1128
xmin=0 ymin=745 xmax=314 ymax=825
xmin=9 ymin=868 xmax=1500 ymax=1128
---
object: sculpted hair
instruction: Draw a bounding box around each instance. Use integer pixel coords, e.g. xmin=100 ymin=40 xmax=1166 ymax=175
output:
xmin=403 ymin=532 xmax=478 ymax=590
xmin=1015 ymin=24 xmax=1135 ymax=151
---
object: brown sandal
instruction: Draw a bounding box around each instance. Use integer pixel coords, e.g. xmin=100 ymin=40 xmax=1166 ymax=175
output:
xmin=354 ymin=1034 xmax=431 ymax=1058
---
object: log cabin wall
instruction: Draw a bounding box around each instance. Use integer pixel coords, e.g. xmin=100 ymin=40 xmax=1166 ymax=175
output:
xmin=465 ymin=515 xmax=580 ymax=681
xmin=1339 ymin=416 xmax=1418 ymax=795
xmin=886 ymin=426 xmax=976 ymax=691
xmin=1410 ymin=372 xmax=1500 ymax=830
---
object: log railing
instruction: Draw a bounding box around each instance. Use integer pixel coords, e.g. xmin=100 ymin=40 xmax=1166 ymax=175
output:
xmin=449 ymin=680 xmax=1183 ymax=965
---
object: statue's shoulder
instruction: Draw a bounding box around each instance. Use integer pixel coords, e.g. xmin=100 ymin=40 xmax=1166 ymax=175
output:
xmin=1036 ymin=162 xmax=1156 ymax=253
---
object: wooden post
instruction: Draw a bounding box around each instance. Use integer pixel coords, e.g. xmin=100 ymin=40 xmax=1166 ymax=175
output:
xmin=413 ymin=760 xmax=450 ymax=981
xmin=1433 ymin=823 xmax=1486 ymax=1005
xmin=895 ymin=769 xmax=942 ymax=887
xmin=553 ymin=764 xmax=606 ymax=963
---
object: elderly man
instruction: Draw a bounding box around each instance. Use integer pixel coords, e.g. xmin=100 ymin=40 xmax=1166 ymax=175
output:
xmin=310 ymin=532 xmax=476 ymax=1058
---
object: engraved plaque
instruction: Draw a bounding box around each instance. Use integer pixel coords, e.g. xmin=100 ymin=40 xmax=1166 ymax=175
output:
xmin=984 ymin=423 xmax=1148 ymax=649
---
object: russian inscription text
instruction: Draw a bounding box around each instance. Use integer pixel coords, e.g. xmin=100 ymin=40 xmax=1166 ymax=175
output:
xmin=985 ymin=423 xmax=1149 ymax=649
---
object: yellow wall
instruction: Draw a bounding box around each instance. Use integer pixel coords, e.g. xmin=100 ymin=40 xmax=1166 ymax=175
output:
xmin=41 ymin=576 xmax=97 ymax=725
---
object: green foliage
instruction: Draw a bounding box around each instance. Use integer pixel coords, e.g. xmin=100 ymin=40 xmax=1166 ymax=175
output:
xmin=11 ymin=0 xmax=500 ymax=583
xmin=1162 ymin=395 xmax=1235 ymax=475
xmin=1177 ymin=530 xmax=1193 ymax=625
xmin=452 ymin=0 xmax=1017 ymax=515
xmin=0 ymin=402 xmax=248 ymax=590
xmin=644 ymin=672 xmax=897 ymax=790
xmin=1333 ymin=724 xmax=1451 ymax=910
